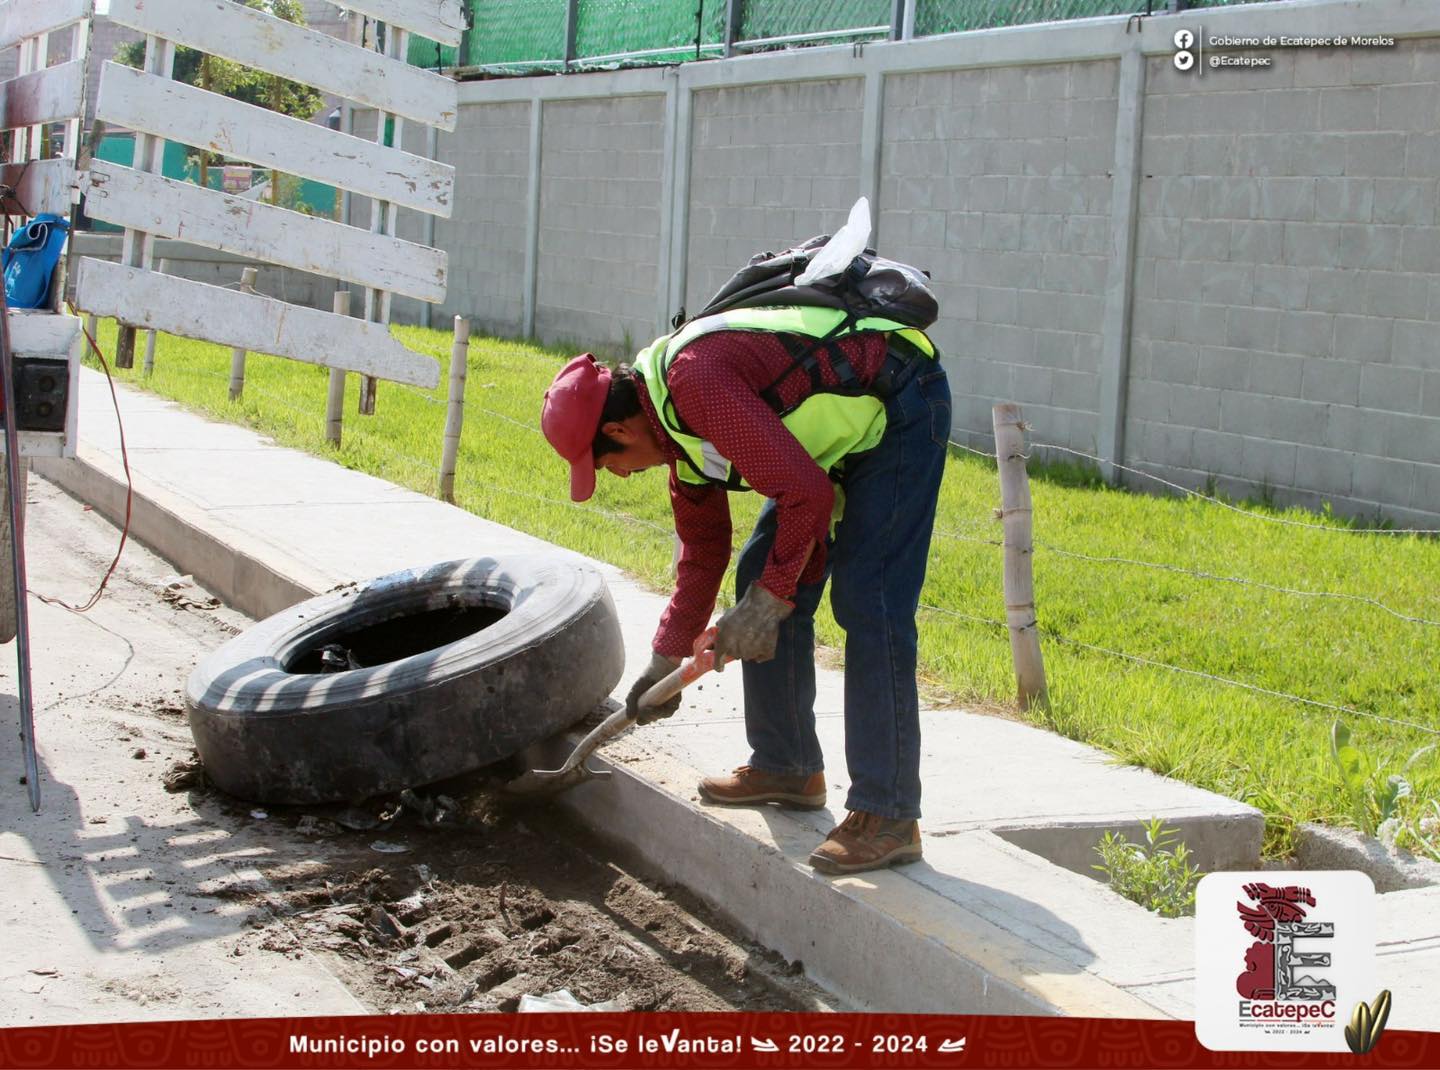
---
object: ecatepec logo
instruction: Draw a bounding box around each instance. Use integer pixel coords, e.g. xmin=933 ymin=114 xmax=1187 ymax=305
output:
xmin=1235 ymin=882 xmax=1334 ymax=1002
xmin=1195 ymin=871 xmax=1376 ymax=1052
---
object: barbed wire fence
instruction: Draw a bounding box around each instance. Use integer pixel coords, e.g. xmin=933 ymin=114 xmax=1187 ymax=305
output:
xmin=931 ymin=404 xmax=1440 ymax=745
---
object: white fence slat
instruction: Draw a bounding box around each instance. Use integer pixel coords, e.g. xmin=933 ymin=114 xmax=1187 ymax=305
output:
xmin=331 ymin=0 xmax=465 ymax=48
xmin=8 ymin=312 xmax=79 ymax=357
xmin=83 ymin=162 xmax=448 ymax=303
xmin=73 ymin=259 xmax=440 ymax=389
xmin=0 ymin=0 xmax=88 ymax=53
xmin=106 ymin=0 xmax=457 ymax=131
xmin=95 ymin=63 xmax=454 ymax=218
xmin=0 ymin=59 xmax=84 ymax=132
xmin=0 ymin=159 xmax=75 ymax=216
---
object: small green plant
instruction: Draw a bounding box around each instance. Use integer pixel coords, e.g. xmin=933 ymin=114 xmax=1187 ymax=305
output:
xmin=1329 ymin=719 xmax=1435 ymax=836
xmin=1092 ymin=818 xmax=1202 ymax=918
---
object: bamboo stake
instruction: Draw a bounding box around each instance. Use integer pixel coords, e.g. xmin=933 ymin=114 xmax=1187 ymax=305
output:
xmin=227 ymin=267 xmax=258 ymax=400
xmin=325 ymin=290 xmax=350 ymax=446
xmin=438 ymin=316 xmax=469 ymax=502
xmin=992 ymin=403 xmax=1048 ymax=710
xmin=141 ymin=258 xmax=169 ymax=376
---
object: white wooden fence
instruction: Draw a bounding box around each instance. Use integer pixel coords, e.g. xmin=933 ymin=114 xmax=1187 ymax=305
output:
xmin=0 ymin=0 xmax=89 ymax=459
xmin=73 ymin=0 xmax=464 ymax=395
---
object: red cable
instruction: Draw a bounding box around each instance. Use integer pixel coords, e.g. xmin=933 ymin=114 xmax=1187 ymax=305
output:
xmin=31 ymin=309 xmax=133 ymax=613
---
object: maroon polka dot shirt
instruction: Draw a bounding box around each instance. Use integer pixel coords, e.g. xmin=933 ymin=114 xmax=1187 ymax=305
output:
xmin=635 ymin=328 xmax=891 ymax=659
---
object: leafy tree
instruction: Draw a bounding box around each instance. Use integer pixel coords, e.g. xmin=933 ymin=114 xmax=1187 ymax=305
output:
xmin=116 ymin=0 xmax=325 ymax=196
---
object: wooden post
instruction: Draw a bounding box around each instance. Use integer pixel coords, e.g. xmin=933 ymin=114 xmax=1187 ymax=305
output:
xmin=357 ymin=22 xmax=408 ymax=419
xmin=325 ymin=290 xmax=350 ymax=446
xmin=438 ymin=316 xmax=469 ymax=502
xmin=141 ymin=258 xmax=170 ymax=376
xmin=992 ymin=403 xmax=1049 ymax=711
xmin=227 ymin=267 xmax=259 ymax=400
xmin=115 ymin=34 xmax=175 ymax=368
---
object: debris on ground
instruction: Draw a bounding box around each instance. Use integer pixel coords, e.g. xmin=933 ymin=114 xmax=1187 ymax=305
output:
xmin=333 ymin=806 xmax=384 ymax=832
xmin=162 ymin=753 xmax=208 ymax=793
xmin=319 ymin=644 xmax=364 ymax=672
xmin=159 ymin=574 xmax=222 ymax=612
xmin=518 ymin=988 xmax=627 ymax=1012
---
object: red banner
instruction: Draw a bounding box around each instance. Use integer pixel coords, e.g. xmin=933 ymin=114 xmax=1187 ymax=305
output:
xmin=0 ymin=1014 xmax=1432 ymax=1069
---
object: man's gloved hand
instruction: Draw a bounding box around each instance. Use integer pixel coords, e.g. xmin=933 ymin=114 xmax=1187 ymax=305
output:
xmin=626 ymin=652 xmax=683 ymax=724
xmin=712 ymin=583 xmax=793 ymax=669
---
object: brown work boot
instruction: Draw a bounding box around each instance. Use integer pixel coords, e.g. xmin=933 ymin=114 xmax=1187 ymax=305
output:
xmin=808 ymin=810 xmax=922 ymax=875
xmin=697 ymin=765 xmax=826 ymax=810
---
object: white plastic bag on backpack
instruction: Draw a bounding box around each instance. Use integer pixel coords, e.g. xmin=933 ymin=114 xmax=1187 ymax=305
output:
xmin=795 ymin=196 xmax=871 ymax=286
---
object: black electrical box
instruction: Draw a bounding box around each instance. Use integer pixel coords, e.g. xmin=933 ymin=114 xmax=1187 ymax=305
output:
xmin=1 ymin=358 xmax=70 ymax=434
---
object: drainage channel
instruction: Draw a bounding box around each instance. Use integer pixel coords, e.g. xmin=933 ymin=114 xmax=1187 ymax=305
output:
xmin=204 ymin=775 xmax=839 ymax=1014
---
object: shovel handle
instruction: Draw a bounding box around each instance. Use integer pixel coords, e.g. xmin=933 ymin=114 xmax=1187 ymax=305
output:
xmin=637 ymin=626 xmax=720 ymax=710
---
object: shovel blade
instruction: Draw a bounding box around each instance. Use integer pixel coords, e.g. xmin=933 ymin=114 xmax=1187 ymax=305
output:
xmin=502 ymin=764 xmax=611 ymax=799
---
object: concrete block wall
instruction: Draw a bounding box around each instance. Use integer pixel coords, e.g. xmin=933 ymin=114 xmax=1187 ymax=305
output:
xmin=1128 ymin=39 xmax=1440 ymax=525
xmin=685 ymin=79 xmax=865 ymax=313
xmin=536 ymin=95 xmax=666 ymax=351
xmin=880 ymin=62 xmax=1118 ymax=453
xmin=438 ymin=0 xmax=1440 ymax=526
xmin=433 ymin=101 xmax=532 ymax=337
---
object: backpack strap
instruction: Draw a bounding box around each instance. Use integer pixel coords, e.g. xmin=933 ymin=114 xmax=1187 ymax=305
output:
xmin=757 ymin=313 xmax=864 ymax=412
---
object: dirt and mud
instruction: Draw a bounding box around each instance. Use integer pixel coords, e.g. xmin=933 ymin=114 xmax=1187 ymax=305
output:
xmin=172 ymin=760 xmax=828 ymax=1014
xmin=2 ymin=476 xmax=827 ymax=1024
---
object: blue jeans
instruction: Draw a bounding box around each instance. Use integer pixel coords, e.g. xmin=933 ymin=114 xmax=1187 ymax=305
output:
xmin=735 ymin=358 xmax=951 ymax=820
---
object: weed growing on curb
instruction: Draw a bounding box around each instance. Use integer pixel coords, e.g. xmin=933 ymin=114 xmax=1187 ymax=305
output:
xmin=1092 ymin=818 xmax=1202 ymax=918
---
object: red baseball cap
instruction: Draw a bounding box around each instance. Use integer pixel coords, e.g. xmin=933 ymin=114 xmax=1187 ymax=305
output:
xmin=542 ymin=353 xmax=611 ymax=502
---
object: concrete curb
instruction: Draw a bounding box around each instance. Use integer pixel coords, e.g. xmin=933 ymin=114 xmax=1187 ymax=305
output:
xmin=521 ymin=734 xmax=1169 ymax=1017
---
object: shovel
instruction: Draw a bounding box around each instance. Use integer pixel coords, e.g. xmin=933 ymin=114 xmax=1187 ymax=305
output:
xmin=504 ymin=627 xmax=721 ymax=798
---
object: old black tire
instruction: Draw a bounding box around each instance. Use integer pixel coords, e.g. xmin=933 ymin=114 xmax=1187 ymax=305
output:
xmin=185 ymin=557 xmax=625 ymax=804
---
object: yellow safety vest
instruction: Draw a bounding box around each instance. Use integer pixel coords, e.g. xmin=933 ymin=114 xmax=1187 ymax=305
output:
xmin=632 ymin=306 xmax=936 ymax=493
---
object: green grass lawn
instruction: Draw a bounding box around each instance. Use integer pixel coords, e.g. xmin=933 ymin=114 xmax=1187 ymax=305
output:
xmin=87 ymin=319 xmax=1440 ymax=854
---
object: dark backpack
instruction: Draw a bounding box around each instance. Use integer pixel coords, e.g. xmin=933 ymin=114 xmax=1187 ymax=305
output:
xmin=661 ymin=235 xmax=939 ymax=429
xmin=674 ymin=233 xmax=938 ymax=332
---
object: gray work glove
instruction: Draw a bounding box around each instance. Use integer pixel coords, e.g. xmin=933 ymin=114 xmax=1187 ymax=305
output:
xmin=626 ymin=652 xmax=683 ymax=724
xmin=712 ymin=583 xmax=793 ymax=669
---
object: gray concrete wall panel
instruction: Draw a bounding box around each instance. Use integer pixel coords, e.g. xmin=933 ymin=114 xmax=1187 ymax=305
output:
xmin=1128 ymin=36 xmax=1440 ymax=525
xmin=436 ymin=101 xmax=532 ymax=337
xmin=881 ymin=61 xmax=1118 ymax=454
xmin=535 ymin=95 xmax=666 ymax=352
xmin=684 ymin=78 xmax=865 ymax=316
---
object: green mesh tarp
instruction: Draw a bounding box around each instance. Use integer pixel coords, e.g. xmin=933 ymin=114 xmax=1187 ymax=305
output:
xmin=915 ymin=0 xmax=1147 ymax=37
xmin=739 ymin=0 xmax=891 ymax=44
xmin=916 ymin=0 xmax=1268 ymax=35
xmin=406 ymin=0 xmax=1270 ymax=71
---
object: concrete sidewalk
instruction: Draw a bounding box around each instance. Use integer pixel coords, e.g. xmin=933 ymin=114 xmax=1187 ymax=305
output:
xmin=1 ymin=478 xmax=364 ymax=1026
xmin=34 ymin=368 xmax=1440 ymax=1024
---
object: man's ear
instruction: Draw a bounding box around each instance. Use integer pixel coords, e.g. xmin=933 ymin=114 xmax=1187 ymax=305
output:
xmin=600 ymin=420 xmax=636 ymax=443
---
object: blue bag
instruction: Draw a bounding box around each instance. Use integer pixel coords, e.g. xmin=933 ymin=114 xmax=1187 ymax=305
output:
xmin=3 ymin=213 xmax=70 ymax=309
